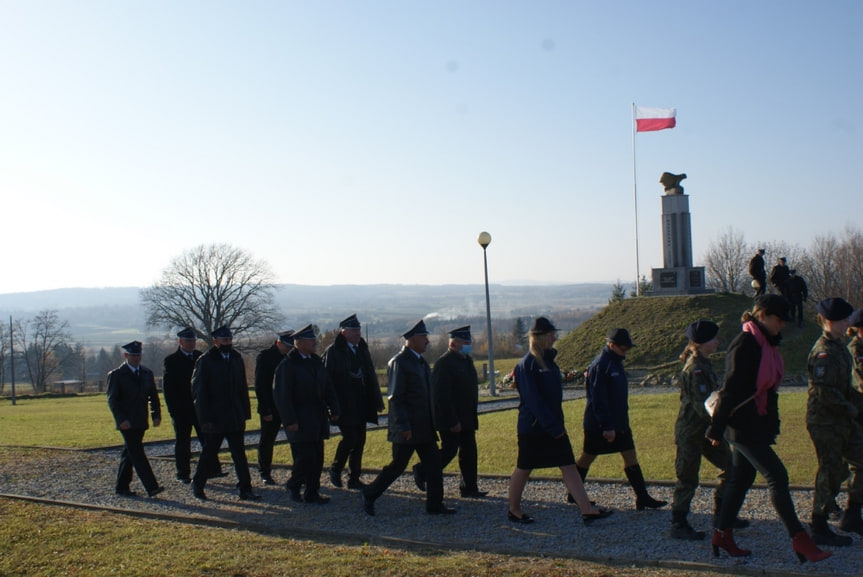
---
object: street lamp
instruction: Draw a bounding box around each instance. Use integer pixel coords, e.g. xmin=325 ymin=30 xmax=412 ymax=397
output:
xmin=477 ymin=231 xmax=496 ymax=396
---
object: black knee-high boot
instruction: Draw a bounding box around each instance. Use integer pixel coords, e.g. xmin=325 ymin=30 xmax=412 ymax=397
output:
xmin=624 ymin=464 xmax=667 ymax=511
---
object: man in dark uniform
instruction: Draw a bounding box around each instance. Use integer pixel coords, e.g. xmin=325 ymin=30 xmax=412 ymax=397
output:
xmin=415 ymin=325 xmax=486 ymax=498
xmin=274 ymin=324 xmax=341 ymax=504
xmin=361 ymin=320 xmax=455 ymax=516
xmin=785 ymin=270 xmax=809 ymax=328
xmin=191 ymin=326 xmax=260 ymax=501
xmin=254 ymin=330 xmax=294 ymax=486
xmin=749 ymin=248 xmax=767 ymax=297
xmin=107 ymin=340 xmax=164 ymax=497
xmin=769 ymin=257 xmax=791 ymax=298
xmin=162 ymin=327 xmax=223 ymax=483
xmin=323 ymin=314 xmax=384 ymax=490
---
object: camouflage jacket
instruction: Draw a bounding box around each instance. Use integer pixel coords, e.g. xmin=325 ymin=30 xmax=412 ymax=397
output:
xmin=848 ymin=336 xmax=863 ymax=414
xmin=807 ymin=333 xmax=857 ymax=426
xmin=675 ymin=354 xmax=719 ymax=438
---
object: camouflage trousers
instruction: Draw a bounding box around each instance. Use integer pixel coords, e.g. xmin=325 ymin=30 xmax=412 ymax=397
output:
xmin=672 ymin=431 xmax=733 ymax=514
xmin=807 ymin=423 xmax=863 ymax=516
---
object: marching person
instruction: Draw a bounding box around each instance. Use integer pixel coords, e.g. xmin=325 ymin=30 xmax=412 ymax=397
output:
xmin=162 ymin=327 xmax=223 ymax=484
xmin=707 ymin=295 xmax=829 ymax=563
xmin=768 ymin=257 xmax=791 ymax=298
xmin=670 ymin=320 xmax=747 ymax=540
xmin=575 ymin=328 xmax=666 ymax=512
xmin=361 ymin=320 xmax=455 ymax=516
xmin=254 ymin=330 xmax=295 ymax=486
xmin=274 ymin=324 xmax=341 ymax=504
xmin=849 ymin=309 xmax=863 ymax=425
xmin=191 ymin=326 xmax=260 ymax=501
xmin=785 ymin=270 xmax=809 ymax=328
xmin=107 ymin=340 xmax=164 ymax=498
xmin=508 ymin=317 xmax=611 ymax=525
xmin=806 ymin=298 xmax=863 ymax=544
xmin=323 ymin=314 xmax=383 ymax=490
xmin=749 ymin=248 xmax=767 ymax=297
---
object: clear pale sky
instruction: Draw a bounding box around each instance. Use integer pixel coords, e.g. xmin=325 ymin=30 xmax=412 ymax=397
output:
xmin=1 ymin=1 xmax=860 ymax=294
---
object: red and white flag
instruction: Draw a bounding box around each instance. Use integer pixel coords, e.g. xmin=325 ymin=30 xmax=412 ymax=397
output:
xmin=635 ymin=106 xmax=676 ymax=132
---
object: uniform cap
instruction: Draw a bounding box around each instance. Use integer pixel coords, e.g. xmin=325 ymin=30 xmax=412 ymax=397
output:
xmin=816 ymin=298 xmax=854 ymax=322
xmin=177 ymin=327 xmax=196 ymax=340
xmin=685 ymin=320 xmax=719 ymax=344
xmin=402 ymin=319 xmax=429 ymax=339
xmin=753 ymin=294 xmax=793 ymax=322
xmin=122 ymin=341 xmax=143 ymax=355
xmin=849 ymin=309 xmax=863 ymax=328
xmin=607 ymin=328 xmax=636 ymax=347
xmin=212 ymin=326 xmax=232 ymax=338
xmin=448 ymin=325 xmax=471 ymax=342
xmin=529 ymin=317 xmax=558 ymax=334
xmin=293 ymin=324 xmax=316 ymax=340
xmin=339 ymin=314 xmax=361 ymax=329
xmin=278 ymin=330 xmax=295 ymax=345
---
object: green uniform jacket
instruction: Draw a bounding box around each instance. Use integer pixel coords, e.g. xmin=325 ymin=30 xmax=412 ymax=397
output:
xmin=806 ymin=333 xmax=857 ymax=426
xmin=848 ymin=335 xmax=863 ymax=414
xmin=675 ymin=354 xmax=719 ymax=439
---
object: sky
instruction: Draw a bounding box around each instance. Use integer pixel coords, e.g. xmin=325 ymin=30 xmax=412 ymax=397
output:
xmin=1 ymin=1 xmax=860 ymax=295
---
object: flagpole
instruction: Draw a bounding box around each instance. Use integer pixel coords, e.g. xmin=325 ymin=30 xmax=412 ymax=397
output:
xmin=631 ymin=102 xmax=641 ymax=296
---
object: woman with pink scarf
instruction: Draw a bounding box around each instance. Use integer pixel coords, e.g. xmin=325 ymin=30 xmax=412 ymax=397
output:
xmin=706 ymin=295 xmax=830 ymax=564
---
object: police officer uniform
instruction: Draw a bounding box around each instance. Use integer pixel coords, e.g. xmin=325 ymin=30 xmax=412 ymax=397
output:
xmin=254 ymin=330 xmax=294 ymax=485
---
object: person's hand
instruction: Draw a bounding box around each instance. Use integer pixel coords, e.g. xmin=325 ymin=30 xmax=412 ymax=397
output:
xmin=450 ymin=422 xmax=462 ymax=433
xmin=286 ymin=423 xmax=299 ymax=432
xmin=262 ymin=414 xmax=273 ymax=422
xmin=330 ymin=414 xmax=340 ymax=423
xmin=706 ymin=435 xmax=720 ymax=447
xmin=119 ymin=420 xmax=131 ymax=430
xmin=603 ymin=429 xmax=616 ymax=443
xmin=153 ymin=417 xmax=161 ymax=427
xmin=401 ymin=430 xmax=412 ymax=441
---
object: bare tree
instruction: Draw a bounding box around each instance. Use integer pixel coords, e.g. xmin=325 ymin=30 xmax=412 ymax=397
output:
xmin=703 ymin=227 xmax=749 ymax=293
xmin=141 ymin=243 xmax=283 ymax=346
xmin=14 ymin=310 xmax=72 ymax=393
xmin=835 ymin=227 xmax=863 ymax=306
xmin=798 ymin=234 xmax=842 ymax=305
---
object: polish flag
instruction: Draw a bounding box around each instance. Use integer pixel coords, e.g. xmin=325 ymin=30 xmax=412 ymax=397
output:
xmin=635 ymin=106 xmax=676 ymax=132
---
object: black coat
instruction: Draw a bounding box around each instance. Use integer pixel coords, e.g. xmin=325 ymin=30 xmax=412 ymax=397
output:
xmin=431 ymin=349 xmax=479 ymax=432
xmin=322 ymin=333 xmax=383 ymax=426
xmin=273 ymin=349 xmax=340 ymax=443
xmin=192 ymin=347 xmax=251 ymax=434
xmin=107 ymin=363 xmax=161 ymax=430
xmin=386 ymin=347 xmax=437 ymax=444
xmin=162 ymin=348 xmax=201 ymax=420
xmin=254 ymin=344 xmax=286 ymax=418
xmin=706 ymin=329 xmax=780 ymax=445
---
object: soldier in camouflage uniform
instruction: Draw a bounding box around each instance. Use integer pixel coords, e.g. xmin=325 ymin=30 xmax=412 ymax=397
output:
xmin=848 ymin=309 xmax=863 ymax=422
xmin=806 ymin=298 xmax=863 ymax=546
xmin=671 ymin=321 xmax=746 ymax=540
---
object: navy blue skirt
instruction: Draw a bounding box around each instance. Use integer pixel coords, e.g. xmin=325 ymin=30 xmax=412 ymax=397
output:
xmin=516 ymin=431 xmax=576 ymax=470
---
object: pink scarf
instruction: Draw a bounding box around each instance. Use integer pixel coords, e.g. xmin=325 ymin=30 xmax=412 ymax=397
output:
xmin=742 ymin=320 xmax=783 ymax=415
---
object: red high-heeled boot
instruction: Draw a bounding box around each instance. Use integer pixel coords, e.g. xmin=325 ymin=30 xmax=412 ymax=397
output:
xmin=792 ymin=530 xmax=831 ymax=564
xmin=711 ymin=528 xmax=751 ymax=557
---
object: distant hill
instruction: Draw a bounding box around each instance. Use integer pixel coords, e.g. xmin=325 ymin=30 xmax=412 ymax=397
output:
xmin=554 ymin=293 xmax=821 ymax=376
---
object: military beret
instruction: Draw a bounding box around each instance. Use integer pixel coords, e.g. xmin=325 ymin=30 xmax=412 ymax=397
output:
xmin=177 ymin=327 xmax=196 ymax=340
xmin=849 ymin=309 xmax=863 ymax=328
xmin=816 ymin=298 xmax=854 ymax=321
xmin=529 ymin=317 xmax=558 ymax=335
xmin=685 ymin=320 xmax=719 ymax=344
xmin=754 ymin=294 xmax=793 ymax=322
xmin=211 ymin=326 xmax=233 ymax=338
xmin=293 ymin=324 xmax=316 ymax=340
xmin=339 ymin=314 xmax=361 ymax=330
xmin=402 ymin=319 xmax=429 ymax=339
xmin=448 ymin=325 xmax=471 ymax=342
xmin=278 ymin=330 xmax=295 ymax=345
xmin=607 ymin=328 xmax=636 ymax=347
xmin=122 ymin=341 xmax=143 ymax=355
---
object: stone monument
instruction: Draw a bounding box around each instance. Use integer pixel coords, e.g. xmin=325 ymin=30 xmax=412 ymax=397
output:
xmin=649 ymin=173 xmax=710 ymax=295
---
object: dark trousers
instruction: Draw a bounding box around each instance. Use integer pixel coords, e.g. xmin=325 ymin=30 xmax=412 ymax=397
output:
xmin=332 ymin=423 xmax=368 ymax=480
xmin=117 ymin=428 xmax=158 ymax=492
xmin=754 ymin=277 xmax=767 ymax=296
xmin=287 ymin=440 xmax=324 ymax=499
xmin=257 ymin=414 xmax=283 ymax=476
xmin=193 ymin=431 xmax=253 ymax=494
xmin=365 ymin=442 xmax=443 ymax=510
xmin=790 ymin=298 xmax=804 ymax=325
xmin=437 ymin=429 xmax=479 ymax=491
xmin=172 ymin=416 xmax=221 ymax=479
xmin=717 ymin=440 xmax=803 ymax=537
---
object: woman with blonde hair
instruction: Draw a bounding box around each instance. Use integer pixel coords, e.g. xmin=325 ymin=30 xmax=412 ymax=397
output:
xmin=506 ymin=317 xmax=612 ymax=525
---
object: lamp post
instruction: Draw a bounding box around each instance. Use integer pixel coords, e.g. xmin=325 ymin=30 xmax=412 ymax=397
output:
xmin=477 ymin=231 xmax=496 ymax=396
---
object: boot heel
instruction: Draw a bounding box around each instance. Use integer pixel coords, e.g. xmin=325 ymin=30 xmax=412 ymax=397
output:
xmin=712 ymin=545 xmax=720 ymax=557
xmin=796 ymin=552 xmax=806 ymax=564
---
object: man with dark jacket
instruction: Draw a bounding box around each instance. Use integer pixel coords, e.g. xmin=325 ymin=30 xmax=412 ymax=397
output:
xmin=361 ymin=320 xmax=455 ymax=516
xmin=162 ymin=327 xmax=222 ymax=483
xmin=254 ymin=330 xmax=294 ymax=485
xmin=769 ymin=257 xmax=791 ymax=298
xmin=785 ymin=270 xmax=809 ymax=327
xmin=191 ymin=326 xmax=260 ymax=501
xmin=415 ymin=325 xmax=486 ymax=498
xmin=749 ymin=249 xmax=767 ymax=297
xmin=274 ymin=324 xmax=341 ymax=504
xmin=107 ymin=340 xmax=164 ymax=497
xmin=323 ymin=314 xmax=383 ymax=489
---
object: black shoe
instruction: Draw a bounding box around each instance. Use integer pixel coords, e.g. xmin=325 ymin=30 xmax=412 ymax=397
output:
xmin=305 ymin=494 xmax=331 ymax=504
xmin=261 ymin=475 xmax=276 ymax=486
xmin=147 ymin=486 xmax=165 ymax=498
xmin=508 ymin=511 xmax=534 ymax=524
xmin=670 ymin=520 xmax=705 ymax=540
xmin=412 ymin=464 xmax=426 ymax=492
xmin=460 ymin=489 xmax=488 ymax=498
xmin=565 ymin=493 xmax=596 ymax=506
xmin=347 ymin=478 xmax=366 ymax=490
xmin=636 ymin=495 xmax=668 ymax=511
xmin=361 ymin=491 xmax=376 ymax=516
xmin=176 ymin=476 xmax=192 ymax=484
xmin=582 ymin=508 xmax=614 ymax=526
xmin=329 ymin=468 xmax=343 ymax=488
xmin=192 ymin=486 xmax=207 ymax=500
xmin=115 ymin=488 xmax=137 ymax=497
xmin=427 ymin=505 xmax=457 ymax=515
xmin=208 ymin=470 xmax=228 ymax=479
xmin=732 ymin=517 xmax=750 ymax=529
xmin=288 ymin=487 xmax=303 ymax=503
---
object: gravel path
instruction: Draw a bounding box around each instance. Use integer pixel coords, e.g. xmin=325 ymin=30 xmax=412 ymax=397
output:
xmin=2 ymin=446 xmax=861 ymax=576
